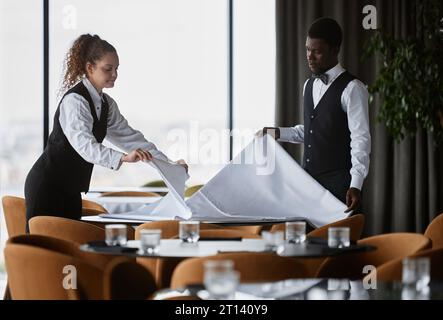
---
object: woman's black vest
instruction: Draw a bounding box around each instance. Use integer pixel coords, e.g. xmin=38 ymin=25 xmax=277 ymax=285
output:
xmin=43 ymin=81 xmax=109 ymax=193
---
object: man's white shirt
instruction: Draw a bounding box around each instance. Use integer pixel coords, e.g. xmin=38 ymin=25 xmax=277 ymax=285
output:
xmin=58 ymin=77 xmax=169 ymax=171
xmin=278 ymin=63 xmax=371 ymax=190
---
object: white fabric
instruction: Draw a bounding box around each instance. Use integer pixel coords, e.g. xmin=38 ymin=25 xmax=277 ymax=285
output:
xmin=100 ymin=158 xmax=191 ymax=221
xmin=278 ymin=63 xmax=371 ymax=190
xmin=83 ymin=196 xmax=162 ymax=214
xmin=59 ymin=77 xmax=169 ymax=171
xmin=93 ymin=135 xmax=348 ymax=227
xmin=186 ymin=135 xmax=349 ymax=227
xmin=82 ymin=215 xmax=163 ymax=224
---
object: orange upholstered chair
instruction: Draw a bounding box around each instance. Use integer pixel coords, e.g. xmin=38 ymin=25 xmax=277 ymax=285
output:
xmin=198 ymin=229 xmax=261 ymax=239
xmin=307 ymin=214 xmax=365 ymax=241
xmin=270 ymin=214 xmax=365 ymax=242
xmin=299 ymin=214 xmax=366 ymax=277
xmin=170 ymin=252 xmax=307 ymax=289
xmin=269 ymin=214 xmax=365 ymax=277
xmin=29 ymin=216 xmax=105 ymax=243
xmin=81 ymin=199 xmax=107 ymax=213
xmin=135 ymin=221 xmax=185 ymax=289
xmin=28 ymin=215 xmax=135 ymax=243
xmin=424 ymin=213 xmax=443 ymax=248
xmin=135 ymin=220 xmax=181 ymax=240
xmin=364 ymin=247 xmax=443 ymax=283
xmin=103 ymin=258 xmax=157 ymax=300
xmin=216 ymin=225 xmax=265 ymax=235
xmin=2 ymin=196 xmax=27 ymax=238
xmin=2 ymin=196 xmax=27 ymax=300
xmin=134 ymin=220 xmax=225 ymax=240
xmin=5 ymin=235 xmax=156 ymax=299
xmin=5 ymin=240 xmax=103 ymax=299
xmin=81 ymin=207 xmax=109 ymax=217
xmin=1 ymin=196 xmax=110 ymax=234
xmin=135 ymin=220 xmax=262 ymax=240
xmin=316 ymin=233 xmax=432 ymax=280
xmin=135 ymin=223 xmax=261 ymax=289
xmin=7 ymin=234 xmax=116 ymax=272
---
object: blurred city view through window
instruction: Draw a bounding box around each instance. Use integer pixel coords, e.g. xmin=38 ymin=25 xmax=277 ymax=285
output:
xmin=0 ymin=0 xmax=275 ymax=275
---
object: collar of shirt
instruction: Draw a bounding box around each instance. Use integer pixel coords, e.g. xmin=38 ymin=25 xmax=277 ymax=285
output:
xmin=319 ymin=63 xmax=345 ymax=85
xmin=82 ymin=77 xmax=105 ymax=107
xmin=312 ymin=63 xmax=346 ymax=106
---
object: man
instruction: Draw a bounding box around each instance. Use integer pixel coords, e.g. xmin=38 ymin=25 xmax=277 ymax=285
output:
xmin=261 ymin=17 xmax=371 ymax=213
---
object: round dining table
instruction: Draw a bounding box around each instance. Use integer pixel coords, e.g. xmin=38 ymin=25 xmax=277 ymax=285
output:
xmin=79 ymin=237 xmax=375 ymax=259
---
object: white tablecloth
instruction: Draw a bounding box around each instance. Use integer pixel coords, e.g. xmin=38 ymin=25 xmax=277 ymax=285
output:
xmin=82 ymin=196 xmax=163 ymax=214
xmin=84 ymin=136 xmax=349 ymax=227
xmin=186 ymin=135 xmax=349 ymax=227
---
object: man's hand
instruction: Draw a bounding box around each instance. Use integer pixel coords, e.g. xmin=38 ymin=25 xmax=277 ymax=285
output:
xmin=122 ymin=149 xmax=152 ymax=163
xmin=345 ymin=187 xmax=361 ymax=213
xmin=256 ymin=127 xmax=280 ymax=140
xmin=175 ymin=159 xmax=188 ymax=173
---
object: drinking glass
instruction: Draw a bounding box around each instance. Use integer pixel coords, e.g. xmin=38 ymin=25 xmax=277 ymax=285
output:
xmin=328 ymin=227 xmax=350 ymax=248
xmin=262 ymin=231 xmax=285 ymax=251
xmin=179 ymin=221 xmax=200 ymax=243
xmin=204 ymin=260 xmax=240 ymax=300
xmin=285 ymin=221 xmax=306 ymax=244
xmin=416 ymin=257 xmax=431 ymax=291
xmin=105 ymin=224 xmax=127 ymax=246
xmin=140 ymin=229 xmax=161 ymax=254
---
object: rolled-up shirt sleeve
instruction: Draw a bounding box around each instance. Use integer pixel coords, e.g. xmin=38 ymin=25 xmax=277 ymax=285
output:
xmin=278 ymin=125 xmax=305 ymax=143
xmin=59 ymin=93 xmax=124 ymax=171
xmin=104 ymin=95 xmax=170 ymax=162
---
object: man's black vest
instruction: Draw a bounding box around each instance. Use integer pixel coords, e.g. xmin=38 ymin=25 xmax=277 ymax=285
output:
xmin=43 ymin=81 xmax=108 ymax=193
xmin=303 ymin=71 xmax=355 ymax=176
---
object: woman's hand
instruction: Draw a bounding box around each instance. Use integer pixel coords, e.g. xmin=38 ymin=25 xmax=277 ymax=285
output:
xmin=122 ymin=149 xmax=153 ymax=163
xmin=175 ymin=159 xmax=188 ymax=173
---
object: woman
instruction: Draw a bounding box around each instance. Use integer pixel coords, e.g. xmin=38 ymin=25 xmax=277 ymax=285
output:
xmin=24 ymin=34 xmax=187 ymax=231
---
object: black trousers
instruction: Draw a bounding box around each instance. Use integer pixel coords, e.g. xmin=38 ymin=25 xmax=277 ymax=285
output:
xmin=24 ymin=161 xmax=82 ymax=233
xmin=311 ymin=169 xmax=351 ymax=204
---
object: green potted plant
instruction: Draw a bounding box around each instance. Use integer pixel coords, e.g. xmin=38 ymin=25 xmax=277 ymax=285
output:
xmin=362 ymin=0 xmax=443 ymax=144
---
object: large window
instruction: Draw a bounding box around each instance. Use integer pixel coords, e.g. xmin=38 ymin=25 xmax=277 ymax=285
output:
xmin=0 ymin=0 xmax=43 ymax=194
xmin=50 ymin=0 xmax=229 ymax=187
xmin=0 ymin=0 xmax=43 ymax=288
xmin=49 ymin=0 xmax=275 ymax=187
xmin=233 ymin=0 xmax=275 ymax=156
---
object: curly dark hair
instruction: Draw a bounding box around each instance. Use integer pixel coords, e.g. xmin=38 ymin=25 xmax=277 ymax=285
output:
xmin=60 ymin=34 xmax=116 ymax=94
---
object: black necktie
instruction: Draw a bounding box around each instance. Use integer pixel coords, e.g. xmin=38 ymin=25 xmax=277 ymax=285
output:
xmin=312 ymin=73 xmax=329 ymax=85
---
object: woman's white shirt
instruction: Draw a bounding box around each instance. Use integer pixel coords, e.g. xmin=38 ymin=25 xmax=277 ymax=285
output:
xmin=58 ymin=78 xmax=169 ymax=171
